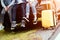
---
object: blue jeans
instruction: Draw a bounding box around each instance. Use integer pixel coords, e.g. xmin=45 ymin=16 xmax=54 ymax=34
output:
xmin=12 ymin=4 xmax=17 ymax=21
xmin=26 ymin=3 xmax=37 ymax=16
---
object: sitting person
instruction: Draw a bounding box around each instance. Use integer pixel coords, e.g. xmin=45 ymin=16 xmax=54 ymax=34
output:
xmin=1 ymin=0 xmax=15 ymax=30
xmin=13 ymin=0 xmax=26 ymax=27
xmin=26 ymin=0 xmax=38 ymax=24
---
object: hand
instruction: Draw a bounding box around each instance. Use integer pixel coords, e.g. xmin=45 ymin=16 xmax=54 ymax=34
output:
xmin=7 ymin=6 xmax=10 ymax=9
xmin=5 ymin=7 xmax=8 ymax=12
xmin=5 ymin=6 xmax=9 ymax=12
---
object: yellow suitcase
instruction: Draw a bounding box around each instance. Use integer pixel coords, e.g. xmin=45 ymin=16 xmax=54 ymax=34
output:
xmin=42 ymin=10 xmax=56 ymax=28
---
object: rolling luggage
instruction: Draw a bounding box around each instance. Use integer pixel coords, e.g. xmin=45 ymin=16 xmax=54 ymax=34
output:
xmin=42 ymin=10 xmax=56 ymax=28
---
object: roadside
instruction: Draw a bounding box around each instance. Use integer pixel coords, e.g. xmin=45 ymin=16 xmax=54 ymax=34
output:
xmin=0 ymin=20 xmax=59 ymax=40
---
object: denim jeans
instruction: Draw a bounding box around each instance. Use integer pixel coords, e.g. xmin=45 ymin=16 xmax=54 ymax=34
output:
xmin=12 ymin=4 xmax=17 ymax=21
xmin=26 ymin=2 xmax=37 ymax=16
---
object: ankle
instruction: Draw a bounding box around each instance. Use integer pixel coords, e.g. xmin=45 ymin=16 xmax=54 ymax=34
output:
xmin=26 ymin=14 xmax=29 ymax=18
xmin=34 ymin=17 xmax=37 ymax=21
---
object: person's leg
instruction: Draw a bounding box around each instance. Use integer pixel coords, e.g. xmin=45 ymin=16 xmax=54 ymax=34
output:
xmin=8 ymin=5 xmax=18 ymax=30
xmin=1 ymin=8 xmax=5 ymax=23
xmin=0 ymin=3 xmax=4 ymax=30
xmin=0 ymin=4 xmax=3 ymax=23
xmin=21 ymin=3 xmax=26 ymax=18
xmin=25 ymin=3 xmax=30 ymax=22
xmin=11 ymin=5 xmax=17 ymax=29
xmin=26 ymin=3 xmax=30 ymax=19
xmin=0 ymin=3 xmax=3 ymax=14
xmin=31 ymin=4 xmax=37 ymax=24
xmin=12 ymin=5 xmax=17 ymax=22
xmin=1 ymin=8 xmax=5 ymax=29
xmin=20 ymin=3 xmax=26 ymax=27
xmin=8 ymin=6 xmax=16 ymax=30
xmin=8 ymin=6 xmax=12 ymax=24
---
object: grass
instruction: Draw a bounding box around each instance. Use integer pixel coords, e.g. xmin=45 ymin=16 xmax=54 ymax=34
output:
xmin=0 ymin=29 xmax=42 ymax=40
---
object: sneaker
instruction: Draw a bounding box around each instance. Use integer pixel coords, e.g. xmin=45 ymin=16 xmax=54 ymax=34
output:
xmin=11 ymin=21 xmax=17 ymax=27
xmin=11 ymin=24 xmax=17 ymax=28
xmin=23 ymin=17 xmax=29 ymax=22
xmin=21 ymin=20 xmax=25 ymax=27
xmin=33 ymin=21 xmax=37 ymax=24
xmin=11 ymin=21 xmax=17 ymax=30
xmin=0 ymin=24 xmax=4 ymax=30
xmin=33 ymin=17 xmax=37 ymax=24
xmin=11 ymin=24 xmax=17 ymax=30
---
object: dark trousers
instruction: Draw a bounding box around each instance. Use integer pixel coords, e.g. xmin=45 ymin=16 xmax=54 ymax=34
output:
xmin=12 ymin=3 xmax=26 ymax=21
xmin=0 ymin=3 xmax=3 ymax=22
xmin=16 ymin=3 xmax=26 ymax=20
xmin=20 ymin=3 xmax=26 ymax=18
xmin=17 ymin=3 xmax=26 ymax=17
xmin=0 ymin=3 xmax=2 ymax=13
xmin=12 ymin=4 xmax=17 ymax=21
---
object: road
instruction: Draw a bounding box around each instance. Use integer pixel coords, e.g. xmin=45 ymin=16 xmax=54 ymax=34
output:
xmin=33 ymin=21 xmax=60 ymax=40
xmin=0 ymin=20 xmax=60 ymax=40
xmin=48 ymin=22 xmax=60 ymax=40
